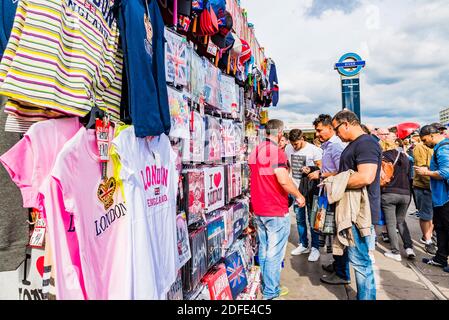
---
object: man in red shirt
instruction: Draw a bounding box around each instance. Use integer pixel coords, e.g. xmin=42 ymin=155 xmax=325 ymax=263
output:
xmin=249 ymin=119 xmax=305 ymax=300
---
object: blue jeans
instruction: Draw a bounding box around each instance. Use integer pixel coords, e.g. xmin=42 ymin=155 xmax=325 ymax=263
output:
xmin=368 ymin=225 xmax=376 ymax=251
xmin=255 ymin=214 xmax=291 ymax=300
xmin=333 ymin=224 xmax=377 ymax=287
xmin=294 ymin=204 xmax=320 ymax=249
xmin=348 ymin=225 xmax=377 ymax=300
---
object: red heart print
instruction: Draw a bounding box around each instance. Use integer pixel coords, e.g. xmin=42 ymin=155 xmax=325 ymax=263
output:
xmin=214 ymin=172 xmax=221 ymax=188
xmin=36 ymin=256 xmax=44 ymax=278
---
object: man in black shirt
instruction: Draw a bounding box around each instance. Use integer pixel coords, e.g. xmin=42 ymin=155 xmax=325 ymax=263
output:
xmin=321 ymin=110 xmax=380 ymax=300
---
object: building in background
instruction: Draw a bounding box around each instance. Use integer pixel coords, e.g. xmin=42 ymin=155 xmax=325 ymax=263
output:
xmin=284 ymin=123 xmax=316 ymax=141
xmin=440 ymin=107 xmax=449 ymax=126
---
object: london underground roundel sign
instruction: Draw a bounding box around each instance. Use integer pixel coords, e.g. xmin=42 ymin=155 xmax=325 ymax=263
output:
xmin=334 ymin=53 xmax=366 ymax=77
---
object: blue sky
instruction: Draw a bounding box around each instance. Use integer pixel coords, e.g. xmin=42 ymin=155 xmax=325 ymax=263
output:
xmin=240 ymin=0 xmax=449 ymax=128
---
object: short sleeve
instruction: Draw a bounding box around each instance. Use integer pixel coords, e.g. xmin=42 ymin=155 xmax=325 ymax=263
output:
xmin=0 ymin=135 xmax=36 ymax=207
xmin=112 ymin=127 xmax=136 ymax=181
xmin=356 ymin=137 xmax=381 ymax=166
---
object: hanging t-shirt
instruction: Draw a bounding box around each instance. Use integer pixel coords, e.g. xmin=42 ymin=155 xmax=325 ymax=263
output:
xmin=285 ymin=142 xmax=323 ymax=185
xmin=0 ymin=0 xmax=122 ymax=118
xmin=0 ymin=116 xmax=81 ymax=284
xmin=113 ymin=128 xmax=179 ymax=300
xmin=43 ymin=127 xmax=131 ymax=300
xmin=0 ymin=0 xmax=18 ymax=58
xmin=0 ymin=103 xmax=28 ymax=272
xmin=116 ymin=0 xmax=171 ymax=138
xmin=0 ymin=117 xmax=81 ymax=209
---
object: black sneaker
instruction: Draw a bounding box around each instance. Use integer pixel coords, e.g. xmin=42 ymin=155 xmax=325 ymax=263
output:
xmin=320 ymin=272 xmax=350 ymax=285
xmin=422 ymin=258 xmax=446 ymax=268
xmin=425 ymin=243 xmax=437 ymax=255
xmin=322 ymin=263 xmax=335 ymax=273
xmin=381 ymin=232 xmax=390 ymax=243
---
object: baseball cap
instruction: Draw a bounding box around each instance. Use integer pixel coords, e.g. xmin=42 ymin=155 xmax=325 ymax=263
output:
xmin=411 ymin=130 xmax=420 ymax=137
xmin=431 ymin=122 xmax=447 ymax=131
xmin=419 ymin=125 xmax=439 ymax=137
xmin=217 ymin=10 xmax=233 ymax=36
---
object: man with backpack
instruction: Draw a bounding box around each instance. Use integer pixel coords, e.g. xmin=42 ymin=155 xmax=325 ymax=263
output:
xmin=415 ymin=125 xmax=449 ymax=272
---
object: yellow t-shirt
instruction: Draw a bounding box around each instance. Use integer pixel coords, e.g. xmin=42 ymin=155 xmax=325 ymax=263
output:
xmin=413 ymin=143 xmax=433 ymax=189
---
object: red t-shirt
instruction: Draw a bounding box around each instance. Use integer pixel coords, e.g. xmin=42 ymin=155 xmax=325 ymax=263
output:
xmin=249 ymin=139 xmax=289 ymax=217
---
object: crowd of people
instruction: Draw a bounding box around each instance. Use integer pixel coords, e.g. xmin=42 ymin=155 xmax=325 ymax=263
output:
xmin=249 ymin=110 xmax=449 ymax=300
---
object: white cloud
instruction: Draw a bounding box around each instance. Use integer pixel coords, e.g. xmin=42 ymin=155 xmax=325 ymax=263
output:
xmin=240 ymin=0 xmax=449 ymax=128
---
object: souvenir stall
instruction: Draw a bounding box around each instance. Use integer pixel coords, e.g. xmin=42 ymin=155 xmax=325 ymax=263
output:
xmin=0 ymin=0 xmax=279 ymax=300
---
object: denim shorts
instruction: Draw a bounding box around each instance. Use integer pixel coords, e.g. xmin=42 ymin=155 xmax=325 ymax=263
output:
xmin=414 ymin=188 xmax=433 ymax=221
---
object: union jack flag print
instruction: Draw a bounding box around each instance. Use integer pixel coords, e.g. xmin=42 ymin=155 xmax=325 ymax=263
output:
xmin=225 ymin=251 xmax=248 ymax=299
xmin=165 ymin=29 xmax=188 ymax=87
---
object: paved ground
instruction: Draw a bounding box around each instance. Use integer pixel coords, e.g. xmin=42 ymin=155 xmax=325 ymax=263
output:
xmin=278 ymin=201 xmax=449 ymax=300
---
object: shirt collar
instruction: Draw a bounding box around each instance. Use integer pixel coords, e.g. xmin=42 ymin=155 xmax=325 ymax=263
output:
xmin=265 ymin=137 xmax=278 ymax=146
xmin=322 ymin=134 xmax=338 ymax=148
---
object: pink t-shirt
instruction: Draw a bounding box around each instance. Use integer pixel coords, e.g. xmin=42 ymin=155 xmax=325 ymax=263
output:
xmin=0 ymin=117 xmax=81 ymax=209
xmin=47 ymin=127 xmax=131 ymax=300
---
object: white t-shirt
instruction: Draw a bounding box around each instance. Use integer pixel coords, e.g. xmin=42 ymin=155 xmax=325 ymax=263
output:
xmin=285 ymin=143 xmax=323 ymax=184
xmin=113 ymin=128 xmax=179 ymax=300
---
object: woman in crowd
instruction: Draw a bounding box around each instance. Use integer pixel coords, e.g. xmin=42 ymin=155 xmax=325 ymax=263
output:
xmin=279 ymin=134 xmax=289 ymax=151
xmin=381 ymin=140 xmax=416 ymax=261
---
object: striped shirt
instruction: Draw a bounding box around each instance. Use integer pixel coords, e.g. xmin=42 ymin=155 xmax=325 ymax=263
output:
xmin=0 ymin=0 xmax=122 ymax=120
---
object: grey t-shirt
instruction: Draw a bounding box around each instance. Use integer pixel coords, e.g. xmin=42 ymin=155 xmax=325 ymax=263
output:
xmin=0 ymin=99 xmax=29 ymax=271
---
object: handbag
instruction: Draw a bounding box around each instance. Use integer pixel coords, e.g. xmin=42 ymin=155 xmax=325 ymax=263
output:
xmin=309 ymin=194 xmax=319 ymax=228
xmin=322 ymin=202 xmax=335 ymax=235
xmin=313 ymin=188 xmax=327 ymax=233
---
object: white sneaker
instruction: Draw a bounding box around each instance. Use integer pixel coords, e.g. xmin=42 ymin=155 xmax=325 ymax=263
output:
xmin=384 ymin=251 xmax=402 ymax=262
xmin=405 ymin=248 xmax=416 ymax=259
xmin=369 ymin=252 xmax=376 ymax=264
xmin=308 ymin=248 xmax=320 ymax=262
xmin=291 ymin=244 xmax=310 ymax=256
